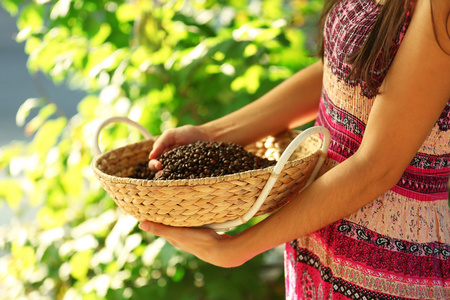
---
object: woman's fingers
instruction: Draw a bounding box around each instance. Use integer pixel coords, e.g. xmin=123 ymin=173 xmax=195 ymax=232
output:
xmin=139 ymin=221 xmax=161 ymax=234
xmin=148 ymin=159 xmax=162 ymax=172
xmin=149 ymin=125 xmax=210 ymax=160
xmin=139 ymin=221 xmax=214 ymax=240
xmin=139 ymin=221 xmax=246 ymax=268
xmin=149 ymin=129 xmax=178 ymax=159
xmin=139 ymin=222 xmax=181 ymax=247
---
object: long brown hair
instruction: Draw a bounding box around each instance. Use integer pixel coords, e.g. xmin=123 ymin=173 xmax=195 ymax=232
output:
xmin=316 ymin=0 xmax=449 ymax=95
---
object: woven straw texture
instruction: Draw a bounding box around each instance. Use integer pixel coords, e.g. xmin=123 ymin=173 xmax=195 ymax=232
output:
xmin=92 ymin=130 xmax=323 ymax=227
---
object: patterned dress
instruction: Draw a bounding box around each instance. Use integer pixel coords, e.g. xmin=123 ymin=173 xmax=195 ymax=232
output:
xmin=284 ymin=1 xmax=450 ymax=299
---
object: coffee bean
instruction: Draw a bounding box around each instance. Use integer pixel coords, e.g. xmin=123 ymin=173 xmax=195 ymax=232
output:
xmin=131 ymin=141 xmax=275 ymax=180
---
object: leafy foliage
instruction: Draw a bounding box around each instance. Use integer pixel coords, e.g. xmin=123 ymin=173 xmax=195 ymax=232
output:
xmin=0 ymin=0 xmax=322 ymax=298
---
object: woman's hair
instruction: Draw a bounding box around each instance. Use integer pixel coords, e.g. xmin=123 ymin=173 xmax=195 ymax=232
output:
xmin=316 ymin=0 xmax=450 ymax=95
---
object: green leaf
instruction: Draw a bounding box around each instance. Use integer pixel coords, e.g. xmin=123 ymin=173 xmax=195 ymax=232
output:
xmin=0 ymin=143 xmax=23 ymax=170
xmin=243 ymin=43 xmax=258 ymax=57
xmin=116 ymin=3 xmax=138 ymax=23
xmin=24 ymin=102 xmax=58 ymax=135
xmin=37 ymin=206 xmax=67 ymax=230
xmin=77 ymin=95 xmax=99 ymax=118
xmin=50 ymin=0 xmax=72 ymax=19
xmin=230 ymin=65 xmax=264 ymax=93
xmin=262 ymin=0 xmax=283 ymax=19
xmin=60 ymin=165 xmax=84 ymax=197
xmin=69 ymin=250 xmax=93 ymax=281
xmin=17 ymin=4 xmax=44 ymax=40
xmin=91 ymin=23 xmax=112 ymax=46
xmin=30 ymin=117 xmax=67 ymax=152
xmin=24 ymin=36 xmax=42 ymax=54
xmin=171 ymin=266 xmax=185 ymax=282
xmin=0 ymin=179 xmax=23 ymax=210
xmin=16 ymin=97 xmax=46 ymax=127
xmin=11 ymin=244 xmax=36 ymax=270
xmin=1 ymin=0 xmax=22 ymax=16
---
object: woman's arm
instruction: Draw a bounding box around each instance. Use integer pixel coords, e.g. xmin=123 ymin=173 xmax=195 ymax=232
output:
xmin=141 ymin=0 xmax=450 ymax=268
xmin=200 ymin=60 xmax=323 ymax=145
xmin=149 ymin=60 xmax=323 ymax=160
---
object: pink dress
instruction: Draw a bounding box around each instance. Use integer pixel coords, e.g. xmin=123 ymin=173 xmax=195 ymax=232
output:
xmin=284 ymin=1 xmax=450 ymax=299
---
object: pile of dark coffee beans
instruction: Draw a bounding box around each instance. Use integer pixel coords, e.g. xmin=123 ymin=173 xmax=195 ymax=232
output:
xmin=132 ymin=141 xmax=275 ymax=180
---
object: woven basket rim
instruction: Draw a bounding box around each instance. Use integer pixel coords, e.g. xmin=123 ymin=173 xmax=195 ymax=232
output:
xmin=91 ymin=135 xmax=323 ymax=187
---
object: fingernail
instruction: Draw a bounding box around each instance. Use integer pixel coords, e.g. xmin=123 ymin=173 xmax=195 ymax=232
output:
xmin=139 ymin=222 xmax=150 ymax=231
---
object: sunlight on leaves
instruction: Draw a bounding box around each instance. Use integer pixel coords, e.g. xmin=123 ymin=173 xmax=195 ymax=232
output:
xmin=24 ymin=102 xmax=58 ymax=135
xmin=1 ymin=0 xmax=19 ymax=16
xmin=37 ymin=206 xmax=67 ymax=230
xmin=116 ymin=3 xmax=139 ymax=23
xmin=69 ymin=250 xmax=93 ymax=281
xmin=17 ymin=4 xmax=44 ymax=40
xmin=12 ymin=244 xmax=36 ymax=272
xmin=231 ymin=65 xmax=264 ymax=94
xmin=30 ymin=117 xmax=67 ymax=152
xmin=15 ymin=98 xmax=46 ymax=127
xmin=0 ymin=180 xmax=23 ymax=210
xmin=50 ymin=0 xmax=72 ymax=19
xmin=91 ymin=23 xmax=112 ymax=46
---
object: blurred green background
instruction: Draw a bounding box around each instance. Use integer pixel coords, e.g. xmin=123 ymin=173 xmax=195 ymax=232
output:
xmin=0 ymin=0 xmax=322 ymax=299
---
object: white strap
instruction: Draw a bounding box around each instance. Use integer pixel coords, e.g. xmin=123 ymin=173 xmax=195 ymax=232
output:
xmin=92 ymin=116 xmax=153 ymax=156
xmin=206 ymin=126 xmax=330 ymax=232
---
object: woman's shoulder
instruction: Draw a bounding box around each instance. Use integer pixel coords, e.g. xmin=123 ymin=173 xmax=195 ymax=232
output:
xmin=412 ymin=0 xmax=450 ymax=53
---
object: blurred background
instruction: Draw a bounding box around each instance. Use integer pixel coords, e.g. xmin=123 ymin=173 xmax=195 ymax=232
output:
xmin=0 ymin=8 xmax=84 ymax=147
xmin=0 ymin=0 xmax=322 ymax=299
xmin=0 ymin=8 xmax=85 ymax=227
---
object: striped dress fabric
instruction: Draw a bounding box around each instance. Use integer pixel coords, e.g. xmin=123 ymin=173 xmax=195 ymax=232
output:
xmin=284 ymin=0 xmax=450 ymax=299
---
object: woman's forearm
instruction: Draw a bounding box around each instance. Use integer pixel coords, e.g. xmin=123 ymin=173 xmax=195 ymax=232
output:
xmin=199 ymin=60 xmax=323 ymax=146
xmin=225 ymin=151 xmax=395 ymax=266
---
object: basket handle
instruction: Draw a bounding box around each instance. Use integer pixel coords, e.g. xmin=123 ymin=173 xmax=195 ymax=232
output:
xmin=206 ymin=126 xmax=331 ymax=232
xmin=92 ymin=116 xmax=153 ymax=156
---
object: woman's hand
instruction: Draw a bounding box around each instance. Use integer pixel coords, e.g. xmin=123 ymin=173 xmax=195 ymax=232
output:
xmin=149 ymin=125 xmax=210 ymax=172
xmin=139 ymin=221 xmax=246 ymax=268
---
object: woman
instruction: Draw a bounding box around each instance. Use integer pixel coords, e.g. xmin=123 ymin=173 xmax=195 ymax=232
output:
xmin=139 ymin=0 xmax=450 ymax=298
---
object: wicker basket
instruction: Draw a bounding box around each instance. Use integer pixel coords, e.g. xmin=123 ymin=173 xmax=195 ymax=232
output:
xmin=91 ymin=117 xmax=330 ymax=231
